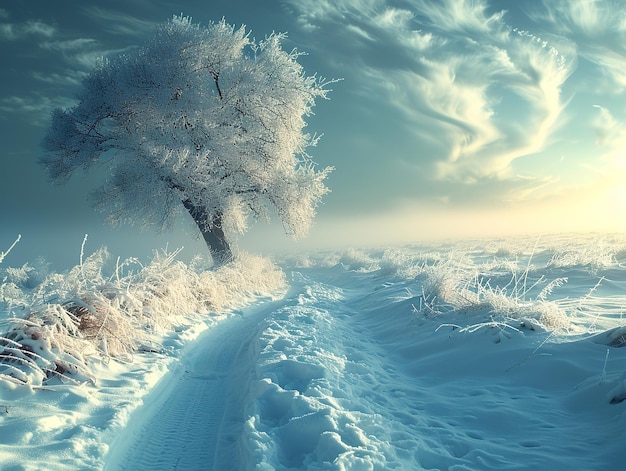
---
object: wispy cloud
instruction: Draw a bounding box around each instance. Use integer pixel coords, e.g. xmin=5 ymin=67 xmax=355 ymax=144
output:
xmin=84 ymin=6 xmax=158 ymax=36
xmin=590 ymin=105 xmax=626 ymax=173
xmin=0 ymin=8 xmax=146 ymax=125
xmin=592 ymin=105 xmax=622 ymax=146
xmin=530 ymin=0 xmax=626 ymax=90
xmin=0 ymin=95 xmax=74 ymax=124
xmin=411 ymin=0 xmax=508 ymax=37
xmin=533 ymin=0 xmax=625 ymax=37
xmin=39 ymin=37 xmax=129 ymax=69
xmin=286 ymin=0 xmax=575 ymax=202
xmin=0 ymin=19 xmax=56 ymax=40
xmin=32 ymin=71 xmax=84 ymax=87
xmin=40 ymin=38 xmax=98 ymax=51
xmin=39 ymin=37 xmax=109 ymax=69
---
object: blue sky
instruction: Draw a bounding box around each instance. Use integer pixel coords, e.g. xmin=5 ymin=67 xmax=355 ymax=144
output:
xmin=2 ymin=0 xmax=626 ymax=268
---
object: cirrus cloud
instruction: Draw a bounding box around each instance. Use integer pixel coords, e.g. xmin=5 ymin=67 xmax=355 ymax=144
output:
xmin=285 ymin=0 xmax=576 ymax=198
xmin=0 ymin=19 xmax=55 ymax=40
xmin=529 ymin=0 xmax=626 ymax=91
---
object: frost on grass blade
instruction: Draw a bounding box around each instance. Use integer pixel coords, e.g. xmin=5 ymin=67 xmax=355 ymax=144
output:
xmin=409 ymin=256 xmax=571 ymax=331
xmin=0 ymin=235 xmax=20 ymax=265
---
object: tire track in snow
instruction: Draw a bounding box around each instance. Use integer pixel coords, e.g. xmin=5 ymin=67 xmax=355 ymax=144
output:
xmin=104 ymin=300 xmax=278 ymax=471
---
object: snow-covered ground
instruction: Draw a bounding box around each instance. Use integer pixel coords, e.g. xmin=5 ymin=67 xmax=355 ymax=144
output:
xmin=1 ymin=234 xmax=626 ymax=470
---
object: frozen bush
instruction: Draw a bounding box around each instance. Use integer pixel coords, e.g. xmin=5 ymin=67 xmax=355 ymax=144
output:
xmin=0 ymin=245 xmax=285 ymax=386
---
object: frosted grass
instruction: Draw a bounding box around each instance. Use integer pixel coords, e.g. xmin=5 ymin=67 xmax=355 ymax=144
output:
xmin=0 ymin=236 xmax=286 ymax=386
xmin=1 ymin=233 xmax=625 ymax=470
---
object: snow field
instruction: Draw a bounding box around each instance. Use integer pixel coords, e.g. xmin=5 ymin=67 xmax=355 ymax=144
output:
xmin=1 ymin=234 xmax=626 ymax=470
xmin=237 ymin=239 xmax=626 ymax=469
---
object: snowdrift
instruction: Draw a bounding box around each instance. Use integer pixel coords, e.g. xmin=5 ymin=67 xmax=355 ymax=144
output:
xmin=1 ymin=234 xmax=625 ymax=470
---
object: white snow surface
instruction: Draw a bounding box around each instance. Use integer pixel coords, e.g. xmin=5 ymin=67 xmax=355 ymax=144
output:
xmin=1 ymin=235 xmax=626 ymax=470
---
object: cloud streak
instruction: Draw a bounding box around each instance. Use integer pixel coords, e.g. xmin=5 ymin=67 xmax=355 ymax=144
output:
xmin=530 ymin=0 xmax=626 ymax=90
xmin=285 ymin=0 xmax=575 ymax=204
xmin=0 ymin=19 xmax=56 ymax=40
xmin=84 ymin=6 xmax=159 ymax=36
xmin=591 ymin=105 xmax=626 ymax=173
xmin=0 ymin=95 xmax=72 ymax=124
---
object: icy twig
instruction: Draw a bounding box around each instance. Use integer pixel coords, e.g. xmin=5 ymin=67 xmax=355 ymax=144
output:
xmin=601 ymin=348 xmax=610 ymax=384
xmin=79 ymin=234 xmax=88 ymax=279
xmin=520 ymin=236 xmax=540 ymax=301
xmin=435 ymin=323 xmax=463 ymax=332
xmin=0 ymin=235 xmax=21 ymax=265
xmin=580 ymin=277 xmax=606 ymax=332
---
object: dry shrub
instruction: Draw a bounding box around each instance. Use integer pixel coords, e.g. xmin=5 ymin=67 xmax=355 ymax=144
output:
xmin=0 ymin=247 xmax=286 ymax=386
xmin=0 ymin=306 xmax=96 ymax=385
xmin=413 ymin=257 xmax=571 ymax=331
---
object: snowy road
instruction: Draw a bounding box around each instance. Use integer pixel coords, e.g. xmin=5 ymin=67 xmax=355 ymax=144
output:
xmin=101 ymin=260 xmax=626 ymax=470
xmin=105 ymin=301 xmax=278 ymax=471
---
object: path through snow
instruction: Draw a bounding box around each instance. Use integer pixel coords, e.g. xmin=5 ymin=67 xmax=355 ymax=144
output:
xmin=105 ymin=301 xmax=279 ymax=470
xmin=103 ymin=264 xmax=626 ymax=470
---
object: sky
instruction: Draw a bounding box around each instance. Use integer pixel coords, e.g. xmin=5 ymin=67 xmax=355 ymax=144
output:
xmin=2 ymin=0 xmax=626 ymax=269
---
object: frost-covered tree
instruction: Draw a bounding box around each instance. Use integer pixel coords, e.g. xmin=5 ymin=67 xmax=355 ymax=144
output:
xmin=41 ymin=16 xmax=333 ymax=266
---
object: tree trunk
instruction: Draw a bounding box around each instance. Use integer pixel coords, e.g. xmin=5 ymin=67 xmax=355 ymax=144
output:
xmin=183 ymin=200 xmax=233 ymax=267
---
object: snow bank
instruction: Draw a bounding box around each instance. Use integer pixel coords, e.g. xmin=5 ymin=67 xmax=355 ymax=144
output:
xmin=232 ymin=238 xmax=626 ymax=469
xmin=0 ymin=242 xmax=285 ymax=388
